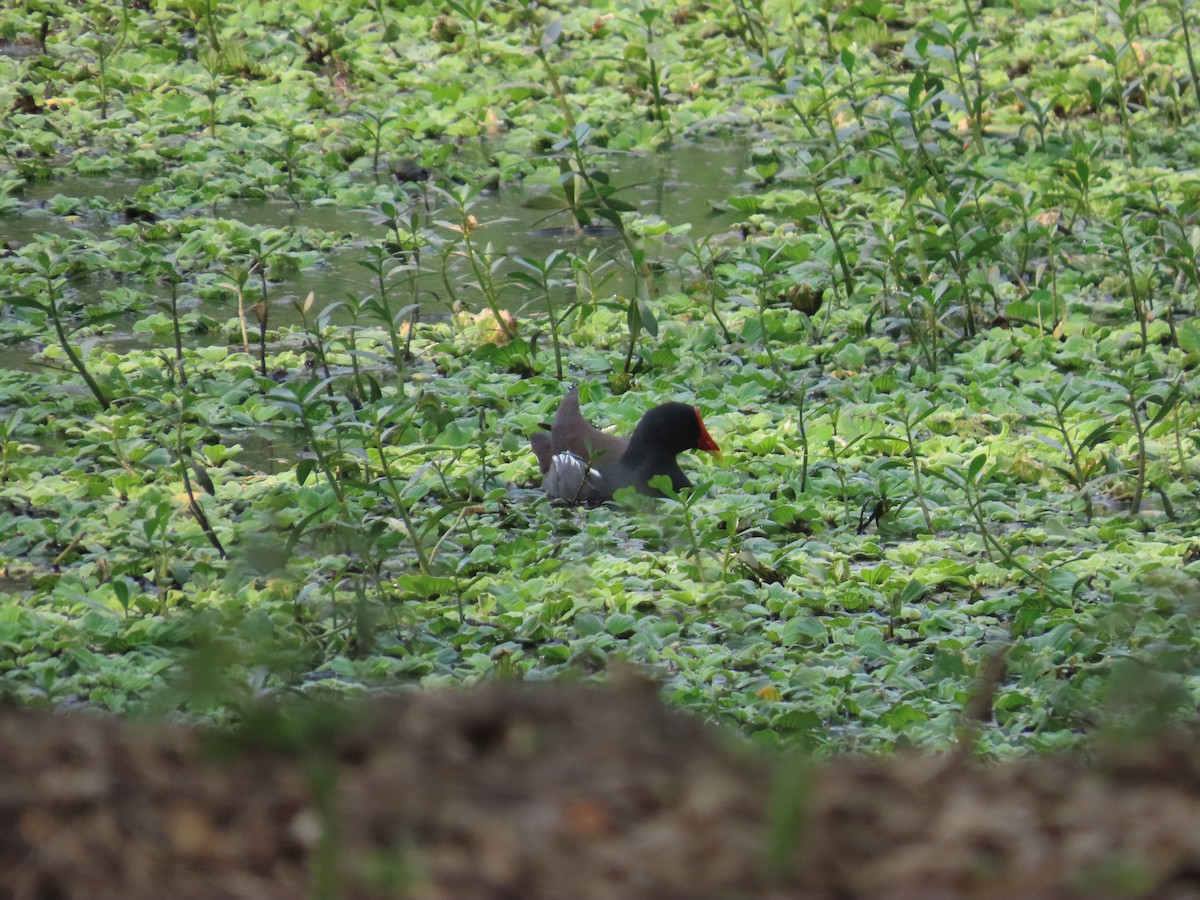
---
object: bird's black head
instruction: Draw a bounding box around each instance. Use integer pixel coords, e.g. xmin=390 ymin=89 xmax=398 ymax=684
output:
xmin=629 ymin=402 xmax=721 ymax=457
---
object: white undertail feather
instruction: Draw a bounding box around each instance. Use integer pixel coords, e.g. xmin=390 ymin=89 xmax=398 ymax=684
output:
xmin=543 ymin=452 xmax=605 ymax=501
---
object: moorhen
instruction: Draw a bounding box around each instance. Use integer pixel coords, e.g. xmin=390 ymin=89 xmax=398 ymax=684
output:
xmin=530 ymin=387 xmax=720 ymax=501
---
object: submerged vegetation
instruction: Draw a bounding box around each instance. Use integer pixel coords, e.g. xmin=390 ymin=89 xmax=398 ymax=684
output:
xmin=0 ymin=0 xmax=1197 ymax=756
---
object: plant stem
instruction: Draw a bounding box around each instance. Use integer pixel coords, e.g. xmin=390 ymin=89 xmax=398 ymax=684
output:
xmin=1125 ymin=392 xmax=1146 ymax=515
xmin=811 ymin=173 xmax=855 ymax=300
xmin=1180 ymin=2 xmax=1200 ymax=111
xmin=43 ymin=273 xmax=111 ymax=410
xmin=902 ymin=416 xmax=934 ymax=531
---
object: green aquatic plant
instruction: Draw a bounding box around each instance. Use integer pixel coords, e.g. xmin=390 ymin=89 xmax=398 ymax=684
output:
xmin=917 ymin=18 xmax=990 ymax=155
xmin=356 ymin=245 xmax=417 ymax=373
xmin=620 ymin=8 xmax=673 ymax=140
xmin=437 ymin=184 xmax=515 ymax=342
xmin=78 ymin=0 xmax=130 ymax=120
xmin=445 ymin=0 xmax=489 ymax=62
xmin=351 ymin=109 xmax=398 ymax=173
xmin=884 ymin=394 xmax=937 ymax=532
xmin=1025 ymin=379 xmax=1118 ymax=494
xmin=1166 ymin=0 xmax=1200 ymax=110
xmin=509 ymin=249 xmax=572 ymax=381
xmin=11 ymin=249 xmax=113 ymax=410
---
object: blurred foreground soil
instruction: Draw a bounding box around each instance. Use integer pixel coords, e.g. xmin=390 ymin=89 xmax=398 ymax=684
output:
xmin=2 ymin=679 xmax=1199 ymax=899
